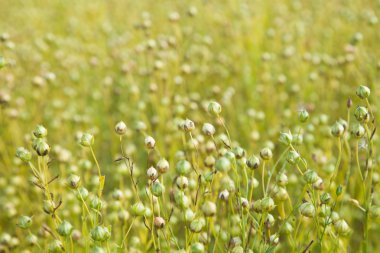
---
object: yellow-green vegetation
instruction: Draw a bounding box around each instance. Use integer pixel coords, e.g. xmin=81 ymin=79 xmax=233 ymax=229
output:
xmin=1 ymin=0 xmax=380 ymax=252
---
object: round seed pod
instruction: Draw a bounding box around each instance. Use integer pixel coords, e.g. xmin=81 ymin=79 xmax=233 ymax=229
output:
xmin=261 ymin=197 xmax=275 ymax=212
xmin=147 ymin=166 xmax=158 ymax=179
xmin=215 ymin=157 xmax=231 ymax=172
xmin=303 ymin=170 xmax=319 ymax=184
xmin=115 ymin=121 xmax=127 ymax=135
xmin=183 ymin=119 xmax=195 ymax=132
xmin=190 ymin=218 xmax=205 ymax=233
xmin=33 ymin=125 xmax=48 ymax=138
xmin=15 ymin=147 xmax=32 ymax=162
xmin=354 ymin=106 xmax=370 ymax=123
xmin=90 ymin=226 xmax=111 ymax=242
xmin=218 ymin=189 xmax=230 ymax=201
xmin=144 ymin=136 xmax=156 ymax=149
xmin=17 ymin=215 xmax=32 ymax=229
xmin=176 ymin=160 xmax=192 ymax=175
xmin=208 ymin=101 xmax=222 ymax=115
xmin=57 ymin=220 xmax=74 ymax=237
xmin=356 ymin=85 xmax=370 ymax=99
xmin=299 ymin=109 xmax=309 ymax=123
xmin=47 ymin=240 xmax=64 ymax=253
xmin=67 ymin=174 xmax=80 ymax=189
xmin=276 ymin=173 xmax=288 ymax=186
xmin=131 ymin=202 xmax=146 ymax=216
xmin=35 ymin=141 xmax=50 ymax=156
xmin=157 ymin=158 xmax=169 ymax=174
xmin=191 ymin=242 xmax=205 ymax=253
xmin=246 ymin=155 xmax=260 ymax=170
xmin=331 ymin=122 xmax=345 ymax=137
xmin=151 ymin=181 xmax=165 ymax=197
xmin=201 ymin=201 xmax=216 ymax=217
xmin=202 ymin=123 xmax=215 ymax=136
xmin=76 ymin=187 xmax=89 ymax=201
xmin=351 ymin=124 xmax=365 ymax=138
xmin=79 ymin=133 xmax=94 ymax=147
xmin=334 ymin=219 xmax=351 ymax=236
xmin=299 ymin=202 xmax=315 ymax=218
xmin=154 ymin=216 xmax=165 ymax=229
xmin=260 ymin=147 xmax=273 ymax=160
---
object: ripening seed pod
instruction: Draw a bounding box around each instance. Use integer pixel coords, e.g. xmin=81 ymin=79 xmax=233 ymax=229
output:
xmin=57 ymin=220 xmax=73 ymax=237
xmin=202 ymin=123 xmax=215 ymax=136
xmin=299 ymin=109 xmax=309 ymax=123
xmin=246 ymin=155 xmax=260 ymax=169
xmin=356 ymin=85 xmax=370 ymax=99
xmin=43 ymin=199 xmax=55 ymax=214
xmin=76 ymin=186 xmax=89 ymax=201
xmin=208 ymin=101 xmax=222 ymax=115
xmin=269 ymin=234 xmax=279 ymax=245
xmin=279 ymin=132 xmax=293 ymax=145
xmin=15 ymin=147 xmax=32 ymax=162
xmin=176 ymin=160 xmax=192 ymax=175
xmin=218 ymin=189 xmax=229 ymax=201
xmin=157 ymin=158 xmax=169 ymax=174
xmin=185 ymin=208 xmax=195 ymax=222
xmin=90 ymin=196 xmax=103 ymax=210
xmin=283 ymin=222 xmax=293 ymax=234
xmin=79 ymin=133 xmax=94 ymax=147
xmin=260 ymin=148 xmax=273 ymax=160
xmin=286 ymin=150 xmax=300 ymax=165
xmin=33 ymin=125 xmax=48 ymax=138
xmin=261 ymin=197 xmax=275 ymax=212
xmin=90 ymin=247 xmax=106 ymax=253
xmin=204 ymin=155 xmax=215 ymax=167
xmin=26 ymin=233 xmax=38 ymax=246
xmin=90 ymin=226 xmax=111 ymax=242
xmin=35 ymin=141 xmax=50 ymax=156
xmin=201 ymin=201 xmax=216 ymax=217
xmin=47 ymin=240 xmax=64 ymax=253
xmin=183 ymin=119 xmax=195 ymax=132
xmin=303 ymin=170 xmax=319 ymax=184
xmin=17 ymin=215 xmax=32 ymax=229
xmin=191 ymin=242 xmax=205 ymax=253
xmin=215 ymin=157 xmax=231 ymax=172
xmin=276 ymin=173 xmax=288 ymax=186
xmin=354 ymin=106 xmax=370 ymax=123
xmin=67 ymin=174 xmax=80 ymax=189
xmin=272 ymin=185 xmax=288 ymax=202
xmin=190 ymin=218 xmax=205 ymax=233
xmin=369 ymin=205 xmax=380 ymax=219
xmin=334 ymin=219 xmax=351 ymax=236
xmin=115 ymin=121 xmax=127 ymax=135
xmin=151 ymin=181 xmax=165 ymax=197
xmin=331 ymin=122 xmax=345 ymax=137
xmin=154 ymin=216 xmax=165 ymax=229
xmin=144 ymin=136 xmax=156 ymax=149
xmin=351 ymin=124 xmax=365 ymax=138
xmin=176 ymin=176 xmax=189 ymax=189
xmin=174 ymin=191 xmax=190 ymax=209
xmin=320 ymin=192 xmax=331 ymax=204
xmin=299 ymin=202 xmax=315 ymax=218
xmin=147 ymin=166 xmax=158 ymax=179
xmin=131 ymin=202 xmax=145 ymax=216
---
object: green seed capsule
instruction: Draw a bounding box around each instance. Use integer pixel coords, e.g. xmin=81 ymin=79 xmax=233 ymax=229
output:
xmin=320 ymin=192 xmax=331 ymax=204
xmin=190 ymin=218 xmax=205 ymax=233
xmin=75 ymin=186 xmax=89 ymax=201
xmin=351 ymin=124 xmax=365 ymax=138
xmin=303 ymin=170 xmax=319 ymax=184
xmin=114 ymin=121 xmax=127 ymax=135
xmin=283 ymin=222 xmax=293 ymax=234
xmin=17 ymin=215 xmax=32 ymax=229
xmin=47 ymin=240 xmax=64 ymax=253
xmin=334 ymin=219 xmax=351 ymax=236
xmin=157 ymin=158 xmax=169 ymax=174
xmin=279 ymin=132 xmax=293 ymax=145
xmin=67 ymin=174 xmax=81 ymax=189
xmin=261 ymin=197 xmax=275 ymax=212
xmin=246 ymin=155 xmax=260 ymax=170
xmin=215 ymin=157 xmax=231 ymax=172
xmin=232 ymin=146 xmax=246 ymax=159
xmin=331 ymin=122 xmax=344 ymax=137
xmin=369 ymin=205 xmax=380 ymax=219
xmin=90 ymin=196 xmax=103 ymax=210
xmin=201 ymin=201 xmax=216 ymax=217
xmin=15 ymin=147 xmax=32 ymax=162
xmin=90 ymin=247 xmax=106 ymax=253
xmin=90 ymin=226 xmax=111 ymax=242
xmin=354 ymin=106 xmax=369 ymax=123
xmin=43 ymin=199 xmax=55 ymax=214
xmin=176 ymin=160 xmax=192 ymax=175
xmin=35 ymin=141 xmax=50 ymax=156
xmin=272 ymin=185 xmax=288 ymax=202
xmin=131 ymin=202 xmax=146 ymax=216
xmin=356 ymin=85 xmax=370 ymax=99
xmin=299 ymin=202 xmax=315 ymax=218
xmin=231 ymin=246 xmax=244 ymax=253
xmin=191 ymin=242 xmax=205 ymax=253
xmin=26 ymin=234 xmax=38 ymax=246
xmin=57 ymin=220 xmax=73 ymax=237
xmin=208 ymin=101 xmax=222 ymax=115
xmin=79 ymin=133 xmax=94 ymax=147
xmin=260 ymin=147 xmax=273 ymax=160
xmin=151 ymin=181 xmax=165 ymax=197
xmin=299 ymin=109 xmax=309 ymax=123
xmin=286 ymin=150 xmax=300 ymax=165
xmin=33 ymin=125 xmax=48 ymax=138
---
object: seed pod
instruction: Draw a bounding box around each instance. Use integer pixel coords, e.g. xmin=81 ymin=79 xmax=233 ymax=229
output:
xmin=35 ymin=141 xmax=50 ymax=156
xmin=57 ymin=220 xmax=73 ymax=237
xmin=320 ymin=192 xmax=331 ymax=204
xmin=202 ymin=123 xmax=215 ymax=136
xmin=33 ymin=125 xmax=48 ymax=138
xmin=272 ymin=185 xmax=288 ymax=202
xmin=299 ymin=109 xmax=309 ymax=123
xmin=276 ymin=173 xmax=288 ymax=186
xmin=201 ymin=201 xmax=216 ymax=217
xmin=67 ymin=174 xmax=80 ymax=189
xmin=90 ymin=196 xmax=103 ymax=210
xmin=174 ymin=191 xmax=190 ymax=209
xmin=269 ymin=234 xmax=279 ymax=245
xmin=190 ymin=218 xmax=205 ymax=233
xmin=90 ymin=247 xmax=106 ymax=253
xmin=115 ymin=121 xmax=127 ymax=135
xmin=157 ymin=158 xmax=169 ymax=174
xmin=356 ymin=85 xmax=370 ymax=99
xmin=191 ymin=242 xmax=205 ymax=253
xmin=241 ymin=198 xmax=249 ymax=209
xmin=218 ymin=189 xmax=230 ymax=201
xmin=144 ymin=136 xmax=156 ymax=149
xmin=261 ymin=197 xmax=275 ymax=212
xmin=176 ymin=160 xmax=192 ymax=175
xmin=80 ymin=133 xmax=94 ymax=147
xmin=231 ymin=246 xmax=244 ymax=253
xmin=351 ymin=124 xmax=365 ymax=138
xmin=183 ymin=119 xmax=195 ymax=132
xmin=334 ymin=219 xmax=351 ymax=236
xmin=76 ymin=186 xmax=89 ymax=201
xmin=260 ymin=147 xmax=273 ymax=160
xmin=176 ymin=176 xmax=189 ymax=189
xmin=331 ymin=122 xmax=344 ymax=137
xmin=154 ymin=216 xmax=165 ymax=229
xmin=47 ymin=240 xmax=64 ymax=253
xmin=354 ymin=106 xmax=370 ymax=123
xmin=147 ymin=166 xmax=158 ymax=179
xmin=215 ymin=157 xmax=231 ymax=172
xmin=369 ymin=205 xmax=380 ymax=219
xmin=131 ymin=202 xmax=145 ymax=216
xmin=283 ymin=222 xmax=293 ymax=234
xmin=252 ymin=199 xmax=263 ymax=213
xmin=204 ymin=155 xmax=215 ymax=167
xmin=185 ymin=208 xmax=195 ymax=222
xmin=17 ymin=215 xmax=32 ymax=229
xmin=90 ymin=226 xmax=111 ymax=242
xmin=232 ymin=147 xmax=246 ymax=159
xmin=43 ymin=199 xmax=55 ymax=214
xmin=151 ymin=181 xmax=165 ymax=197
xmin=246 ymin=155 xmax=260 ymax=170
xmin=286 ymin=150 xmax=300 ymax=165
xmin=15 ymin=147 xmax=32 ymax=162
xmin=26 ymin=233 xmax=38 ymax=246
xmin=303 ymin=170 xmax=319 ymax=184
xmin=299 ymin=202 xmax=315 ymax=218
xmin=208 ymin=101 xmax=222 ymax=115
xmin=279 ymin=132 xmax=293 ymax=145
